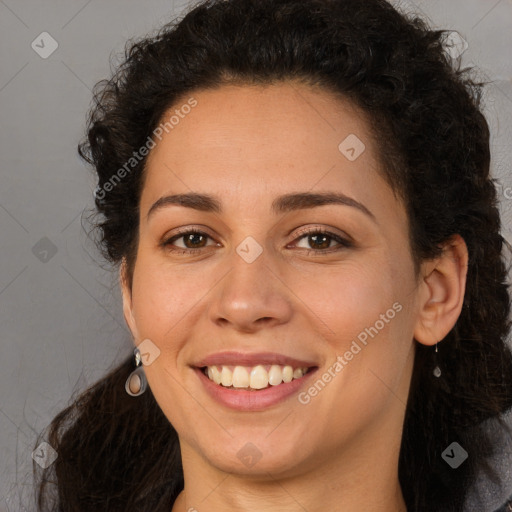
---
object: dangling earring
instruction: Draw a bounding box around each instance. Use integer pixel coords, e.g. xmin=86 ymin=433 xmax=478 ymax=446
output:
xmin=125 ymin=347 xmax=147 ymax=396
xmin=433 ymin=342 xmax=442 ymax=378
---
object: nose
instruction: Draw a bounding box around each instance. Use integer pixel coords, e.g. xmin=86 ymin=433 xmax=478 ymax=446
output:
xmin=208 ymin=244 xmax=293 ymax=334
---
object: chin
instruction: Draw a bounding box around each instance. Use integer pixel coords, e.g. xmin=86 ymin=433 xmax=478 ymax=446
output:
xmin=195 ymin=432 xmax=308 ymax=476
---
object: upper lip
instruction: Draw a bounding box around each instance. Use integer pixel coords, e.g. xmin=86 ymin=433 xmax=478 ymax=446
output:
xmin=194 ymin=351 xmax=318 ymax=368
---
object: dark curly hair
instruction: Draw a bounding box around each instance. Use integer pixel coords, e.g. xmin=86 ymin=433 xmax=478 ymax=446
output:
xmin=33 ymin=0 xmax=512 ymax=511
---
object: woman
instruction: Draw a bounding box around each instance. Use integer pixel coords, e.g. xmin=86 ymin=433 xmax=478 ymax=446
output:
xmin=33 ymin=0 xmax=512 ymax=510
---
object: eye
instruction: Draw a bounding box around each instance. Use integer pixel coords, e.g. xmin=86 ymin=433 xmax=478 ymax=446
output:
xmin=161 ymin=227 xmax=352 ymax=255
xmin=291 ymin=228 xmax=353 ymax=254
xmin=161 ymin=228 xmax=218 ymax=254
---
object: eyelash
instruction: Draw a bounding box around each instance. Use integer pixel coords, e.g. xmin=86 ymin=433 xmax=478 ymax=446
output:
xmin=161 ymin=227 xmax=353 ymax=255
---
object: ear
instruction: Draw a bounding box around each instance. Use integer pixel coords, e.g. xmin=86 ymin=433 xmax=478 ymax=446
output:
xmin=413 ymin=234 xmax=468 ymax=346
xmin=120 ymin=257 xmax=139 ymax=340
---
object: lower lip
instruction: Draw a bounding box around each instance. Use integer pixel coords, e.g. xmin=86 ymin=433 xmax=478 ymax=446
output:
xmin=194 ymin=367 xmax=318 ymax=411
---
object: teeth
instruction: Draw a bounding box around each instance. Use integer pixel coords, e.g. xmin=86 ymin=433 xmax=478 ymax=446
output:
xmin=232 ymin=366 xmax=250 ymax=388
xmin=204 ymin=364 xmax=310 ymax=390
xmin=268 ymin=365 xmax=283 ymax=386
xmin=210 ymin=366 xmax=222 ymax=385
xmin=250 ymin=365 xmax=268 ymax=389
xmin=282 ymin=365 xmax=293 ymax=383
xmin=221 ymin=366 xmax=232 ymax=387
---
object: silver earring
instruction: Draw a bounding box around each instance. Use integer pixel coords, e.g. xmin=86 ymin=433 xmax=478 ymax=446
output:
xmin=125 ymin=347 xmax=147 ymax=396
xmin=433 ymin=342 xmax=442 ymax=378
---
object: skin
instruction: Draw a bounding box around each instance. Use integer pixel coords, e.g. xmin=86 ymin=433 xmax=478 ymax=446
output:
xmin=120 ymin=81 xmax=468 ymax=512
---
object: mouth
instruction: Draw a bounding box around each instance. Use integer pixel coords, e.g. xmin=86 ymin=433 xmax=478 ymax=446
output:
xmin=192 ymin=351 xmax=319 ymax=411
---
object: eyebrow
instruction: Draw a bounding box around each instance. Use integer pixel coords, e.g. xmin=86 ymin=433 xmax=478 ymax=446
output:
xmin=146 ymin=191 xmax=376 ymax=222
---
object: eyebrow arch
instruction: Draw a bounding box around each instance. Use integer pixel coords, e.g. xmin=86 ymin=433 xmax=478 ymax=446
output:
xmin=146 ymin=191 xmax=376 ymax=222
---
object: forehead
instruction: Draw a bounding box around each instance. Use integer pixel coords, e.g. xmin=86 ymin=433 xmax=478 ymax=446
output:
xmin=140 ymin=82 xmax=400 ymax=222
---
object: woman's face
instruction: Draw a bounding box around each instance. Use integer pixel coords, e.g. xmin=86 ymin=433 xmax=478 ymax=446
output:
xmin=121 ymin=82 xmax=424 ymax=478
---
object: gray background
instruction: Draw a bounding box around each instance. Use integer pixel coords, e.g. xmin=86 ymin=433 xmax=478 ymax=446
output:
xmin=0 ymin=1 xmax=511 ymax=511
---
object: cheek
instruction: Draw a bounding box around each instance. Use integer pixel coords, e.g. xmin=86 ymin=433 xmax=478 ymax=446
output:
xmin=290 ymin=256 xmax=412 ymax=403
xmin=288 ymin=257 xmax=396 ymax=341
xmin=131 ymin=258 xmax=194 ymax=333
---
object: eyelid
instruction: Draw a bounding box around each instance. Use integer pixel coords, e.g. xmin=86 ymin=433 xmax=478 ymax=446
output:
xmin=292 ymin=225 xmax=354 ymax=244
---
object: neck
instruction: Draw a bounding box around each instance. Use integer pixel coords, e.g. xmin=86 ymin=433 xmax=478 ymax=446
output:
xmin=173 ymin=481 xmax=407 ymax=512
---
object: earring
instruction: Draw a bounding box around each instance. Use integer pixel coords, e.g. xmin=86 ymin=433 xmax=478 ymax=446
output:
xmin=433 ymin=342 xmax=442 ymax=378
xmin=125 ymin=347 xmax=147 ymax=396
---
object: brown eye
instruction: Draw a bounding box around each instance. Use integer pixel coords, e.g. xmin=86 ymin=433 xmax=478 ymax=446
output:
xmin=180 ymin=232 xmax=208 ymax=249
xmin=162 ymin=229 xmax=217 ymax=253
xmin=292 ymin=229 xmax=353 ymax=253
